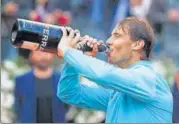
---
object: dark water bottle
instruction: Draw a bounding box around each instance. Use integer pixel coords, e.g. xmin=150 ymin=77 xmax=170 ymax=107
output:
xmin=10 ymin=18 xmax=107 ymax=54
xmin=11 ymin=18 xmax=63 ymax=54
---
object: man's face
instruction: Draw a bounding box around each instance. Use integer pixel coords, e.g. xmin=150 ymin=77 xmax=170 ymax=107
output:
xmin=30 ymin=51 xmax=54 ymax=70
xmin=106 ymin=26 xmax=133 ymax=65
xmin=130 ymin=0 xmax=142 ymax=7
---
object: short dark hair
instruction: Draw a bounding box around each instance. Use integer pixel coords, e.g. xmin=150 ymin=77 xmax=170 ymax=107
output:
xmin=118 ymin=17 xmax=155 ymax=59
xmin=18 ymin=48 xmax=31 ymax=59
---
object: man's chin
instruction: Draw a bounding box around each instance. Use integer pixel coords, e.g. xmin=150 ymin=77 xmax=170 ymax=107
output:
xmin=36 ymin=64 xmax=50 ymax=70
xmin=108 ymin=58 xmax=121 ymax=65
xmin=108 ymin=58 xmax=113 ymax=64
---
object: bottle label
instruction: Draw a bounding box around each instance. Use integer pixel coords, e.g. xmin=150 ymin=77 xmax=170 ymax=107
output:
xmin=39 ymin=25 xmax=50 ymax=50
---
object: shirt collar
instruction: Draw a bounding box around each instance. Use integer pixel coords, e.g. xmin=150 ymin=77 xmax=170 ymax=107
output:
xmin=128 ymin=60 xmax=152 ymax=69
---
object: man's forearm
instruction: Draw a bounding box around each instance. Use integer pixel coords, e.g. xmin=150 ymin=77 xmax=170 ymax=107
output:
xmin=57 ymin=63 xmax=80 ymax=101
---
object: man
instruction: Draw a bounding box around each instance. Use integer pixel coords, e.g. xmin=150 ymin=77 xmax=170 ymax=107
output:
xmin=56 ymin=17 xmax=173 ymax=123
xmin=14 ymin=50 xmax=66 ymax=123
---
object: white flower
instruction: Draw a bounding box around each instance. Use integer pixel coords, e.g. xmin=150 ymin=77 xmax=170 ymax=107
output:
xmin=87 ymin=111 xmax=105 ymax=123
xmin=1 ymin=80 xmax=14 ymax=91
xmin=75 ymin=109 xmax=88 ymax=123
xmin=1 ymin=93 xmax=14 ymax=109
xmin=1 ymin=110 xmax=12 ymax=123
xmin=65 ymin=106 xmax=78 ymax=121
xmin=152 ymin=60 xmax=166 ymax=76
xmin=1 ymin=70 xmax=9 ymax=81
xmin=1 ymin=70 xmax=14 ymax=91
xmin=1 ymin=92 xmax=5 ymax=105
xmin=15 ymin=68 xmax=29 ymax=76
xmin=4 ymin=60 xmax=18 ymax=71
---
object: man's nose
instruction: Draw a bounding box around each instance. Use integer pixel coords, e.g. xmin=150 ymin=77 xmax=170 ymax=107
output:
xmin=106 ymin=37 xmax=113 ymax=47
xmin=41 ymin=53 xmax=50 ymax=58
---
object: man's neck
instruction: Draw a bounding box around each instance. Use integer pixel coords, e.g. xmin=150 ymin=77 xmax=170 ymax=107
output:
xmin=33 ymin=67 xmax=53 ymax=79
xmin=118 ymin=56 xmax=141 ymax=69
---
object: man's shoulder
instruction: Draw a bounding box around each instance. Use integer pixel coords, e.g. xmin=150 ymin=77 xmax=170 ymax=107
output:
xmin=131 ymin=63 xmax=170 ymax=87
xmin=131 ymin=63 xmax=156 ymax=77
xmin=137 ymin=63 xmax=172 ymax=95
xmin=15 ymin=70 xmax=33 ymax=81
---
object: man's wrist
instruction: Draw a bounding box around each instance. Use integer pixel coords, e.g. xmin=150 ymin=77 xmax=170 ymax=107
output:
xmin=60 ymin=45 xmax=70 ymax=53
xmin=57 ymin=44 xmax=70 ymax=58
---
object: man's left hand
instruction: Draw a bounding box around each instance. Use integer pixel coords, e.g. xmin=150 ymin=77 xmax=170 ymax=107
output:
xmin=57 ymin=27 xmax=80 ymax=58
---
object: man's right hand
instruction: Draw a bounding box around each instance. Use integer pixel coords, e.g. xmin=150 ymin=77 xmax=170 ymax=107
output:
xmin=56 ymin=26 xmax=102 ymax=58
xmin=77 ymin=35 xmax=103 ymax=57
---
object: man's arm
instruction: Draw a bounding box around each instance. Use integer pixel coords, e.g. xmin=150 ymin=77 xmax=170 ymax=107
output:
xmin=62 ymin=48 xmax=157 ymax=102
xmin=57 ymin=63 xmax=110 ymax=111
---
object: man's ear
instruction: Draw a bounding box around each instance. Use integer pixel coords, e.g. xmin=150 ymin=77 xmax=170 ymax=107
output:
xmin=132 ymin=40 xmax=145 ymax=51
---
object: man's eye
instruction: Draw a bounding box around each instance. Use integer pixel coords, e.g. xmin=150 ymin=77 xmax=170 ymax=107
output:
xmin=114 ymin=33 xmax=121 ymax=37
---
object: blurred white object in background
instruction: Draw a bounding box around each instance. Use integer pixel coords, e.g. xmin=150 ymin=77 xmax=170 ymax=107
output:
xmin=1 ymin=70 xmax=14 ymax=91
xmin=130 ymin=0 xmax=152 ymax=18
xmin=1 ymin=69 xmax=15 ymax=123
xmin=152 ymin=58 xmax=176 ymax=86
xmin=87 ymin=111 xmax=105 ymax=123
xmin=1 ymin=60 xmax=30 ymax=123
xmin=4 ymin=60 xmax=18 ymax=71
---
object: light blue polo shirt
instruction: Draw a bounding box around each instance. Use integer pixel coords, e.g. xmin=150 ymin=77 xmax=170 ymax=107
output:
xmin=57 ymin=48 xmax=173 ymax=123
